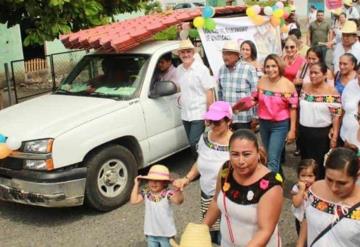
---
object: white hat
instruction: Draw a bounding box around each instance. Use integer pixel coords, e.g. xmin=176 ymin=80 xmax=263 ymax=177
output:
xmin=343 ymin=0 xmax=352 ymax=6
xmin=342 ymin=21 xmax=357 ymax=34
xmin=177 ymin=39 xmax=195 ymax=51
xmin=222 ymin=41 xmax=240 ymax=53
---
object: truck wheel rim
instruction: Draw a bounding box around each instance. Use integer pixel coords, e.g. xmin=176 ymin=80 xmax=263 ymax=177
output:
xmin=97 ymin=159 xmax=128 ymax=198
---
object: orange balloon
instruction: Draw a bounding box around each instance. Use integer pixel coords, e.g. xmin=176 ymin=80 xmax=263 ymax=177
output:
xmin=281 ymin=25 xmax=289 ymax=33
xmin=270 ymin=16 xmax=281 ymax=27
xmin=0 ymin=144 xmax=11 ymax=159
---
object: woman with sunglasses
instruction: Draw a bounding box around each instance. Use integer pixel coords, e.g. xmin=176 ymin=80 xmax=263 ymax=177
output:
xmin=298 ymin=62 xmax=341 ymax=179
xmin=283 ymin=36 xmax=306 ymax=84
xmin=173 ymin=101 xmax=233 ymax=245
xmin=334 ymin=53 xmax=357 ymax=95
xmin=341 ymin=63 xmax=360 ymax=151
xmin=297 ymin=148 xmax=360 ymax=247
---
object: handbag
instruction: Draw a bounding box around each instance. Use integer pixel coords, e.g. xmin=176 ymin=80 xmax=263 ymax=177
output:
xmin=310 ymin=201 xmax=360 ymax=246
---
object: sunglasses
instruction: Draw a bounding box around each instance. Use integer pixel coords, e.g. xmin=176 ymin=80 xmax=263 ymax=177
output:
xmin=355 ymin=114 xmax=360 ymax=121
xmin=209 ymin=120 xmax=223 ymax=126
xmin=285 ymin=45 xmax=296 ymax=49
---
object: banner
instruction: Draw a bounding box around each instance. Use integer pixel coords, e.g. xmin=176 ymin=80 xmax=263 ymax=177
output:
xmin=325 ymin=0 xmax=342 ymax=10
xmin=198 ymin=17 xmax=282 ymax=77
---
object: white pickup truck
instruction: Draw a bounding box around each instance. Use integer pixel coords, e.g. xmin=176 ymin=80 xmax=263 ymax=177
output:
xmin=0 ymin=40 xmax=190 ymax=211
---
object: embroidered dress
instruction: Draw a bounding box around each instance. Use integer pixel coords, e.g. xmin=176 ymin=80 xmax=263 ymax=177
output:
xmin=299 ymin=92 xmax=342 ymax=178
xmin=255 ymin=88 xmax=298 ymax=121
xmin=305 ymin=189 xmax=360 ymax=246
xmin=217 ymin=162 xmax=283 ymax=247
xmin=141 ymin=187 xmax=177 ymax=238
xmin=197 ymin=131 xmax=229 ymax=231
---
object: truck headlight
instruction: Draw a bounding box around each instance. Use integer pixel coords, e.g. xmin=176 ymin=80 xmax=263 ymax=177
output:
xmin=23 ymin=139 xmax=53 ymax=153
xmin=24 ymin=159 xmax=54 ymax=171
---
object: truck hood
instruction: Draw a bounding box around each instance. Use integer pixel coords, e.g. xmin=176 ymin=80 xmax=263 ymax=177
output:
xmin=0 ymin=94 xmax=129 ymax=141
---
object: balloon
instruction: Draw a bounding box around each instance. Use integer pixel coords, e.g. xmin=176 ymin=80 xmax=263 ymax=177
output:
xmin=270 ymin=16 xmax=281 ymax=26
xmin=253 ymin=5 xmax=261 ymax=15
xmin=273 ymin=9 xmax=284 ymax=18
xmin=284 ymin=6 xmax=292 ymax=14
xmin=204 ymin=18 xmax=216 ymax=31
xmin=246 ymin=7 xmax=256 ymax=17
xmin=280 ymin=18 xmax=286 ymax=27
xmin=6 ymin=137 xmax=22 ymax=150
xmin=202 ymin=6 xmax=215 ymax=18
xmin=193 ymin=17 xmax=205 ymax=28
xmin=251 ymin=15 xmax=266 ymax=25
xmin=264 ymin=6 xmax=273 ymax=16
xmin=272 ymin=5 xmax=279 ymax=11
xmin=281 ymin=25 xmax=289 ymax=33
xmin=275 ymin=1 xmax=284 ymax=9
xmin=283 ymin=11 xmax=290 ymax=19
xmin=0 ymin=134 xmax=6 ymax=143
xmin=0 ymin=143 xmax=11 ymax=159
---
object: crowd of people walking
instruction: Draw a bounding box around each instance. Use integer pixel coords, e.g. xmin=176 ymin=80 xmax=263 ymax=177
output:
xmin=132 ymin=3 xmax=360 ymax=247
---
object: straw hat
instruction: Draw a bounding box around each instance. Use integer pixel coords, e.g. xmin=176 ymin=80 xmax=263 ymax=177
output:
xmin=169 ymin=223 xmax=212 ymax=247
xmin=177 ymin=39 xmax=195 ymax=51
xmin=222 ymin=41 xmax=240 ymax=53
xmin=343 ymin=0 xmax=352 ymax=6
xmin=331 ymin=8 xmax=343 ymax=16
xmin=138 ymin=164 xmax=171 ymax=181
xmin=342 ymin=21 xmax=357 ymax=34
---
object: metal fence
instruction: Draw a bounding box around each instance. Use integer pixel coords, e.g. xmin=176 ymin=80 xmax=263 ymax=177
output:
xmin=1 ymin=49 xmax=88 ymax=108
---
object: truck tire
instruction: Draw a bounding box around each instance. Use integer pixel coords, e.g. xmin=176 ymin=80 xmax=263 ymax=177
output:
xmin=84 ymin=145 xmax=137 ymax=211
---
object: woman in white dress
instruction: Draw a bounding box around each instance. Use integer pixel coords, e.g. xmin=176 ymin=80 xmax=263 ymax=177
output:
xmin=297 ymin=147 xmax=360 ymax=247
xmin=204 ymin=129 xmax=283 ymax=247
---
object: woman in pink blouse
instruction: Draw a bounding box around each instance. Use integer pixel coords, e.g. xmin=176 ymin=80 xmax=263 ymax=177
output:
xmin=283 ymin=36 xmax=306 ymax=83
xmin=255 ymin=54 xmax=298 ymax=173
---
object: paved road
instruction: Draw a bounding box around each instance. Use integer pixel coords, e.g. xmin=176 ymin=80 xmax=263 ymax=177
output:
xmin=0 ymin=146 xmax=299 ymax=247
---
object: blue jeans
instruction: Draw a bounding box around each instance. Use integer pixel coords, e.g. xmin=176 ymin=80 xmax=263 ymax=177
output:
xmin=259 ymin=119 xmax=289 ymax=173
xmin=182 ymin=120 xmax=205 ymax=157
xmin=146 ymin=236 xmax=171 ymax=247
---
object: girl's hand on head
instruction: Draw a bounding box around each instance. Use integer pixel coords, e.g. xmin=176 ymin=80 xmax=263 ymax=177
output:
xmin=134 ymin=176 xmax=141 ymax=185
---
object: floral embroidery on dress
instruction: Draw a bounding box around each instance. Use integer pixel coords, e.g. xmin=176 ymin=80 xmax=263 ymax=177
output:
xmin=247 ymin=190 xmax=254 ymax=201
xmin=203 ymin=132 xmax=229 ymax=152
xmin=301 ymin=92 xmax=341 ymax=104
xmin=142 ymin=187 xmax=172 ymax=203
xmin=223 ymin=182 xmax=231 ymax=192
xmin=259 ymin=179 xmax=269 ymax=190
xmin=275 ymin=173 xmax=283 ymax=183
xmin=309 ymin=190 xmax=360 ymax=220
xmin=259 ymin=89 xmax=297 ymax=98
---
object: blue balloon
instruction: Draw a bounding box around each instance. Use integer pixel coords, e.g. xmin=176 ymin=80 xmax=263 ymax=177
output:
xmin=0 ymin=134 xmax=6 ymax=143
xmin=272 ymin=5 xmax=279 ymax=11
xmin=202 ymin=6 xmax=214 ymax=18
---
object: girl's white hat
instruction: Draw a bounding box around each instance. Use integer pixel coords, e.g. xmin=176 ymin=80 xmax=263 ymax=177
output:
xmin=169 ymin=223 xmax=212 ymax=247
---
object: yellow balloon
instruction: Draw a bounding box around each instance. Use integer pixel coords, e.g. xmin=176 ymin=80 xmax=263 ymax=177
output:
xmin=246 ymin=7 xmax=256 ymax=17
xmin=273 ymin=9 xmax=284 ymax=18
xmin=270 ymin=16 xmax=281 ymax=27
xmin=193 ymin=16 xmax=205 ymax=28
xmin=251 ymin=15 xmax=265 ymax=25
xmin=0 ymin=144 xmax=11 ymax=159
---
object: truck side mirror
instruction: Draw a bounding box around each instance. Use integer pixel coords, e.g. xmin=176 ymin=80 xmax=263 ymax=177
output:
xmin=149 ymin=81 xmax=177 ymax=98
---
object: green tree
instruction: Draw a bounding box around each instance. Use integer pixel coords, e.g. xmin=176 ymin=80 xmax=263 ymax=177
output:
xmin=0 ymin=0 xmax=145 ymax=46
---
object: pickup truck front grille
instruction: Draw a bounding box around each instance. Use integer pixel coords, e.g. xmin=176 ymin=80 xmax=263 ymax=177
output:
xmin=0 ymin=158 xmax=23 ymax=170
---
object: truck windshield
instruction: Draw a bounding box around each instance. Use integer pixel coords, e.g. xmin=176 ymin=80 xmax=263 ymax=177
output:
xmin=56 ymin=54 xmax=149 ymax=99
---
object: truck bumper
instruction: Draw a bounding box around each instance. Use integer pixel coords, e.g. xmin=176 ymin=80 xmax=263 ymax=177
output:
xmin=0 ymin=167 xmax=87 ymax=207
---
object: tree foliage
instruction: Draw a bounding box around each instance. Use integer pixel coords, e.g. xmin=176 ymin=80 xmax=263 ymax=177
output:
xmin=0 ymin=0 xmax=144 ymax=46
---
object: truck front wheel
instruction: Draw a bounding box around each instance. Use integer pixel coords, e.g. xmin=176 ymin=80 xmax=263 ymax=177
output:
xmin=84 ymin=145 xmax=137 ymax=211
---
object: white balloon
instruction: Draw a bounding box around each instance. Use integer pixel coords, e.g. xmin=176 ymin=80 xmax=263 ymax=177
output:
xmin=275 ymin=1 xmax=284 ymax=9
xmin=264 ymin=6 xmax=273 ymax=16
xmin=6 ymin=138 xmax=22 ymax=150
xmin=253 ymin=5 xmax=261 ymax=15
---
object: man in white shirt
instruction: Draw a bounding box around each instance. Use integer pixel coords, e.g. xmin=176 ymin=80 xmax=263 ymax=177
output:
xmin=333 ymin=21 xmax=360 ymax=73
xmin=176 ymin=40 xmax=215 ymax=158
xmin=344 ymin=0 xmax=360 ymax=19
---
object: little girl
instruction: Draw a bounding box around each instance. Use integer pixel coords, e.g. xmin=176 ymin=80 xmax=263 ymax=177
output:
xmin=291 ymin=159 xmax=318 ymax=235
xmin=130 ymin=164 xmax=184 ymax=247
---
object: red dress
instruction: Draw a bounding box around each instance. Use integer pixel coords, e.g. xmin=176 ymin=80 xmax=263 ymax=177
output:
xmin=284 ymin=55 xmax=305 ymax=82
